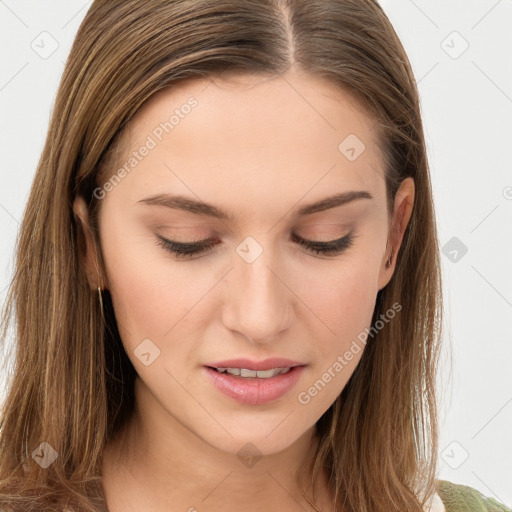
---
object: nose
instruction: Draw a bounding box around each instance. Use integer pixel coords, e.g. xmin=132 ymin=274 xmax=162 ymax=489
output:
xmin=221 ymin=240 xmax=294 ymax=344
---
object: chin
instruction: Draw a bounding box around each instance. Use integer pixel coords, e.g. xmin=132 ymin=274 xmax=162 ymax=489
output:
xmin=196 ymin=418 xmax=312 ymax=459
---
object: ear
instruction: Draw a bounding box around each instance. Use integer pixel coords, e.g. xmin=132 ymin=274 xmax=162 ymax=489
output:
xmin=377 ymin=177 xmax=415 ymax=291
xmin=73 ymin=195 xmax=104 ymax=290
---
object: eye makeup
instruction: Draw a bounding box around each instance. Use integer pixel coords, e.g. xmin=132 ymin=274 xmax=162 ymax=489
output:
xmin=154 ymin=231 xmax=355 ymax=259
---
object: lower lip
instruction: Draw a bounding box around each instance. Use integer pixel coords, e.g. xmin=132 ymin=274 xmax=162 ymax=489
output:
xmin=203 ymin=365 xmax=306 ymax=405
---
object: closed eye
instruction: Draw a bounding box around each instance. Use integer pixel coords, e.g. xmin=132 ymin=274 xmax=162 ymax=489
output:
xmin=155 ymin=232 xmax=355 ymax=259
xmin=291 ymin=232 xmax=354 ymax=256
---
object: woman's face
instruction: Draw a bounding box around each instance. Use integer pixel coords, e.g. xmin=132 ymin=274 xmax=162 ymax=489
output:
xmin=75 ymin=71 xmax=413 ymax=457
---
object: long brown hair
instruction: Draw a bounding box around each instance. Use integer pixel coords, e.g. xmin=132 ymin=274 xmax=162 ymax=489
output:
xmin=0 ymin=1 xmax=443 ymax=510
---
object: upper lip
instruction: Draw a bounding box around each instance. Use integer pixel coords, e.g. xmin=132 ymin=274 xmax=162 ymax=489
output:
xmin=205 ymin=358 xmax=306 ymax=371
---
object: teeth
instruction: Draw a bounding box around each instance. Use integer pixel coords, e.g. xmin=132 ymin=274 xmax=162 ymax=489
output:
xmin=215 ymin=367 xmax=292 ymax=378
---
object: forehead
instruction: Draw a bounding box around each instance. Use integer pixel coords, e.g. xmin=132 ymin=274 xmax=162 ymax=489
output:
xmin=104 ymin=71 xmax=387 ymax=220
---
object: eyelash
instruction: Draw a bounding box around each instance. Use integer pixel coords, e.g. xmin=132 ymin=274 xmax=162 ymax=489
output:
xmin=155 ymin=232 xmax=354 ymax=259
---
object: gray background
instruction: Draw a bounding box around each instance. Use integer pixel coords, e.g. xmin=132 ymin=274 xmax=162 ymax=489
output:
xmin=0 ymin=0 xmax=511 ymax=505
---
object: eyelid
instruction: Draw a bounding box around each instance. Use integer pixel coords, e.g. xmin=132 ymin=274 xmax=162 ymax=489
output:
xmin=291 ymin=232 xmax=349 ymax=244
xmin=155 ymin=230 xmax=355 ymax=259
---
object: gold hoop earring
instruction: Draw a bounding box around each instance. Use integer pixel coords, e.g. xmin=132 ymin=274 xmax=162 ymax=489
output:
xmin=97 ymin=286 xmax=103 ymax=310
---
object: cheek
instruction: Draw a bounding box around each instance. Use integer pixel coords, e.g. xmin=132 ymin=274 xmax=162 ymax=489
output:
xmin=100 ymin=223 xmax=200 ymax=350
xmin=304 ymin=254 xmax=382 ymax=343
xmin=293 ymin=260 xmax=380 ymax=412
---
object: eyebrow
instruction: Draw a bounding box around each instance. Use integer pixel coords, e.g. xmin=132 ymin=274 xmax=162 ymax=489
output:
xmin=137 ymin=190 xmax=373 ymax=222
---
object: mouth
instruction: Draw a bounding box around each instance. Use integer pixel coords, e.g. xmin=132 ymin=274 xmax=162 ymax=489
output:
xmin=203 ymin=363 xmax=307 ymax=405
xmin=206 ymin=366 xmax=295 ymax=378
xmin=205 ymin=357 xmax=305 ymax=372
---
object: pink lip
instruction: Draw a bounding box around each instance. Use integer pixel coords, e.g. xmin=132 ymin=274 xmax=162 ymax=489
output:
xmin=203 ymin=364 xmax=307 ymax=405
xmin=205 ymin=357 xmax=304 ymax=371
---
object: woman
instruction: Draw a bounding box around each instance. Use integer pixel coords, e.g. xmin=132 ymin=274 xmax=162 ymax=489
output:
xmin=0 ymin=1 xmax=509 ymax=511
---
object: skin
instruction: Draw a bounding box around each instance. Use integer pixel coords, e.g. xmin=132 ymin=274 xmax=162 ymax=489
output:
xmin=73 ymin=68 xmax=414 ymax=512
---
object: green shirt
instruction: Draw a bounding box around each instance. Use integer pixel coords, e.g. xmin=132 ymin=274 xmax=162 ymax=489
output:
xmin=437 ymin=479 xmax=512 ymax=512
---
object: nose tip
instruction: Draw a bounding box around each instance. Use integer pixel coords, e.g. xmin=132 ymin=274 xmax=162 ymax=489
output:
xmin=221 ymin=255 xmax=293 ymax=344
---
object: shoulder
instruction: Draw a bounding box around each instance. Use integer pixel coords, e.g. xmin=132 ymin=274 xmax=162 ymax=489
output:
xmin=435 ymin=479 xmax=512 ymax=512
